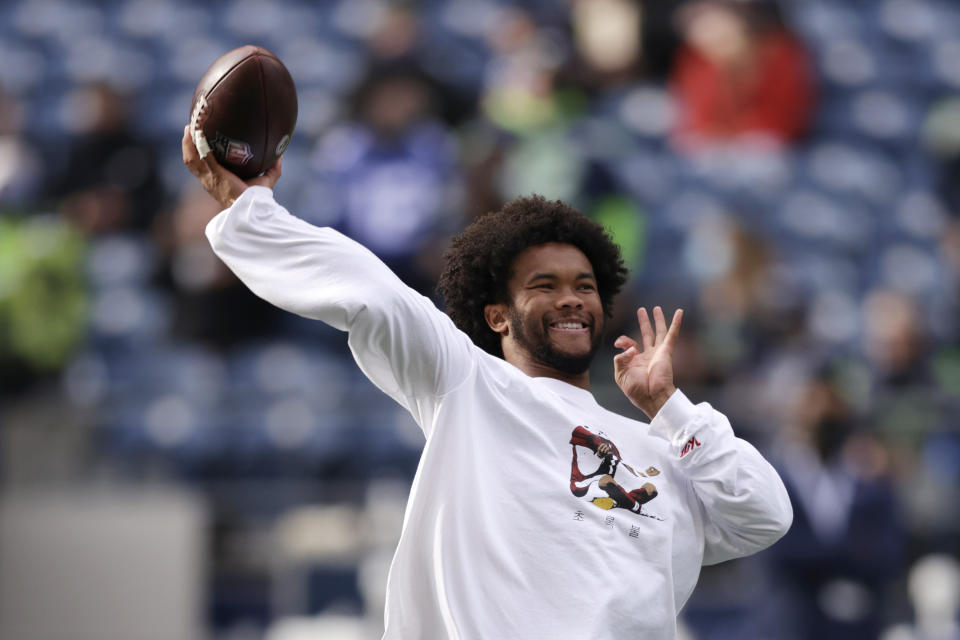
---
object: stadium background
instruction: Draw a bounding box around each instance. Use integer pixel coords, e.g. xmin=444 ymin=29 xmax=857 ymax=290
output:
xmin=1 ymin=0 xmax=959 ymax=639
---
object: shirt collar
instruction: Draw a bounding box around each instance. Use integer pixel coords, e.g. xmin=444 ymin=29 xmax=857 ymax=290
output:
xmin=531 ymin=376 xmax=599 ymax=406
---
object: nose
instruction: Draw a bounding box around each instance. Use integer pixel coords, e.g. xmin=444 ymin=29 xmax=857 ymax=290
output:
xmin=556 ymin=287 xmax=584 ymax=309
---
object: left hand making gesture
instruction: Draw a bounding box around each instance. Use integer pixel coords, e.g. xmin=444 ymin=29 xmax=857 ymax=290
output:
xmin=613 ymin=306 xmax=683 ymax=420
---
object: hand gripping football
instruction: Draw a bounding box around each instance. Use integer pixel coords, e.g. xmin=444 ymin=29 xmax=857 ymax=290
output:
xmin=189 ymin=45 xmax=297 ymax=180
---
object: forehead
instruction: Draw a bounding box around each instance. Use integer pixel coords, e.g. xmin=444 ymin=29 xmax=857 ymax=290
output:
xmin=509 ymin=242 xmax=595 ymax=281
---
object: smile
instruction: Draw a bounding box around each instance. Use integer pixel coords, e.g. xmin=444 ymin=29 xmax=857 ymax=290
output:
xmin=550 ymin=321 xmax=589 ymax=331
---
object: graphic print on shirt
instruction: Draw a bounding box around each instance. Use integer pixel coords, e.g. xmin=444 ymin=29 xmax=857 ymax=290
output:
xmin=569 ymin=426 xmax=659 ymax=515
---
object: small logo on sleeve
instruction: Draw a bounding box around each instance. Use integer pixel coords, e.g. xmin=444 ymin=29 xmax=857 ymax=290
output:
xmin=680 ymin=436 xmax=702 ymax=458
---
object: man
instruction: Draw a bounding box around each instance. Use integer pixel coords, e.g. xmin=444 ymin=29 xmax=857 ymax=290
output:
xmin=182 ymin=127 xmax=792 ymax=639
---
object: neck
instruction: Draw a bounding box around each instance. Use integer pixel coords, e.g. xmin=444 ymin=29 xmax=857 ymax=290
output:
xmin=503 ymin=347 xmax=592 ymax=391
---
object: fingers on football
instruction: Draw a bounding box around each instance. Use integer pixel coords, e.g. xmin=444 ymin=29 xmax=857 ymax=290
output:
xmin=250 ymin=157 xmax=283 ymax=188
xmin=182 ymin=125 xmax=205 ymax=177
xmin=200 ymin=146 xmax=232 ymax=183
xmin=267 ymin=156 xmax=283 ymax=178
xmin=182 ymin=125 xmax=225 ymax=179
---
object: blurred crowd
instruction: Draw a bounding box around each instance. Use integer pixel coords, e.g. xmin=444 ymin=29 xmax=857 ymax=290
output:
xmin=1 ymin=0 xmax=959 ymax=639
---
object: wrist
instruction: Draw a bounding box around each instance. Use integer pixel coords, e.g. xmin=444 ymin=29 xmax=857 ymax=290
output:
xmin=643 ymin=386 xmax=676 ymax=420
xmin=221 ymin=184 xmax=246 ymax=209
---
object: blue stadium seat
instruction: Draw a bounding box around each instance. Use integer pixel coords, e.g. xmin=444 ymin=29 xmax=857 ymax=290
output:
xmin=788 ymin=1 xmax=868 ymax=46
xmin=0 ymin=36 xmax=49 ymax=95
xmin=85 ymin=233 xmax=155 ymax=288
xmin=802 ymin=141 xmax=905 ymax=207
xmin=815 ymin=38 xmax=877 ymax=90
xmin=775 ymin=187 xmax=876 ymax=252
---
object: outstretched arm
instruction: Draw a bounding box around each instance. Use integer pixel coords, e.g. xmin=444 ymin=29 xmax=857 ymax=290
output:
xmin=615 ymin=306 xmax=793 ymax=563
xmin=180 ymin=127 xmax=476 ymax=425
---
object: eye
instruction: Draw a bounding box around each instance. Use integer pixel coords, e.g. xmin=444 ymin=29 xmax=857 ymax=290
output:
xmin=578 ymin=283 xmax=596 ymax=291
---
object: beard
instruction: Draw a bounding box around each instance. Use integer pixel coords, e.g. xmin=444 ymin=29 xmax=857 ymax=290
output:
xmin=508 ymin=306 xmax=602 ymax=375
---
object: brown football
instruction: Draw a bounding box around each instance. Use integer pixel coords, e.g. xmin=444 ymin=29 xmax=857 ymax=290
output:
xmin=189 ymin=45 xmax=297 ymax=180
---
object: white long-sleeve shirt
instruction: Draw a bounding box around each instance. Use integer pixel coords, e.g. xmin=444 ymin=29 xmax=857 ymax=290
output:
xmin=206 ymin=186 xmax=793 ymax=640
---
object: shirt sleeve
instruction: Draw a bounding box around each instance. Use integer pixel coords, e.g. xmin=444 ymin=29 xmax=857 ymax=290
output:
xmin=204 ymin=185 xmax=477 ymax=427
xmin=648 ymin=390 xmax=794 ymax=565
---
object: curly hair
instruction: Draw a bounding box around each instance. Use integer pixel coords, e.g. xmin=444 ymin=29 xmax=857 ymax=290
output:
xmin=437 ymin=195 xmax=628 ymax=358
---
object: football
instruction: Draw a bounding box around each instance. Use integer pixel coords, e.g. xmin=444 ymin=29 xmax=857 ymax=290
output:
xmin=189 ymin=45 xmax=297 ymax=180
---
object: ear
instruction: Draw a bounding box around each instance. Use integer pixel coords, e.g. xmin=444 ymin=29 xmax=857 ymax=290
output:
xmin=484 ymin=303 xmax=510 ymax=337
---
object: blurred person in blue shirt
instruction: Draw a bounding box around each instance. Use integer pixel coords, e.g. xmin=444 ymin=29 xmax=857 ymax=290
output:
xmin=50 ymin=82 xmax=165 ymax=234
xmin=298 ymin=64 xmax=462 ymax=296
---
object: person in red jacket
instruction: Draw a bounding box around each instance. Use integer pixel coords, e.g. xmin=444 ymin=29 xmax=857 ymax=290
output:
xmin=669 ymin=0 xmax=817 ymax=150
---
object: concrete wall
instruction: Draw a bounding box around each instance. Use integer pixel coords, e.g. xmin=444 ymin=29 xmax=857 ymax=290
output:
xmin=0 ymin=488 xmax=207 ymax=640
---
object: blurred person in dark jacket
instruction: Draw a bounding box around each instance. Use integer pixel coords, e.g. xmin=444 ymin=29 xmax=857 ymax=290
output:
xmin=50 ymin=82 xmax=164 ymax=234
xmin=766 ymin=370 xmax=906 ymax=640
xmin=861 ymin=289 xmax=945 ymax=447
xmin=153 ymin=184 xmax=281 ymax=349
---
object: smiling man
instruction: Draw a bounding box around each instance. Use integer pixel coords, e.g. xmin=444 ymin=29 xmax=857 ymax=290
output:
xmin=183 ymin=128 xmax=792 ymax=640
xmin=488 ymin=242 xmax=604 ymax=380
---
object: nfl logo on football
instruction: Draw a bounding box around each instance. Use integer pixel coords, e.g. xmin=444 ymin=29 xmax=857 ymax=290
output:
xmin=212 ymin=132 xmax=254 ymax=166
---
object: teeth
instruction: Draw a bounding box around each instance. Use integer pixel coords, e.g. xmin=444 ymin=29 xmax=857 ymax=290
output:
xmin=555 ymin=322 xmax=585 ymax=329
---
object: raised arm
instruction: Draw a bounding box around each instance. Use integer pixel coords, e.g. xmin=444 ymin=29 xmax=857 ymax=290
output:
xmin=614 ymin=306 xmax=793 ymax=564
xmin=182 ymin=128 xmax=476 ymax=422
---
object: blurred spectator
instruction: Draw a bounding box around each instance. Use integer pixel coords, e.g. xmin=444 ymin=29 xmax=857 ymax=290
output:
xmin=366 ymin=4 xmax=419 ymax=63
xmin=298 ymin=64 xmax=461 ymax=295
xmin=50 ymin=82 xmax=165 ymax=234
xmin=863 ymin=289 xmax=931 ymax=388
xmin=0 ymin=215 xmax=87 ymax=393
xmin=766 ymin=370 xmax=906 ymax=640
xmin=564 ymin=0 xmax=692 ymax=86
xmin=860 ymin=288 xmax=959 ymax=557
xmin=669 ymin=0 xmax=816 ymax=150
xmin=565 ymin=0 xmax=643 ymax=92
xmin=684 ymin=214 xmax=803 ymax=371
xmin=153 ymin=185 xmax=282 ymax=349
xmin=469 ymin=5 xmax=595 ymax=206
xmin=923 ymin=96 xmax=960 ymax=217
xmin=480 ymin=6 xmax=567 ymax=134
xmin=0 ymin=86 xmax=43 ymax=210
xmin=363 ymin=4 xmax=476 ymax=126
xmin=882 ymin=554 xmax=960 ymax=640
